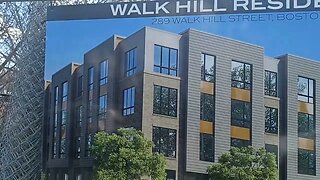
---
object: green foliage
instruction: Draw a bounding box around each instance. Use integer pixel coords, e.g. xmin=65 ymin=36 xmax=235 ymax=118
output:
xmin=90 ymin=128 xmax=166 ymax=180
xmin=207 ymin=147 xmax=278 ymax=180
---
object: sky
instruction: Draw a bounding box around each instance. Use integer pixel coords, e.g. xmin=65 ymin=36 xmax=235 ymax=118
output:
xmin=45 ymin=12 xmax=320 ymax=80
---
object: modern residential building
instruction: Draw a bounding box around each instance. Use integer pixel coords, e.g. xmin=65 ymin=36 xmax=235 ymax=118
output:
xmin=43 ymin=27 xmax=320 ymax=180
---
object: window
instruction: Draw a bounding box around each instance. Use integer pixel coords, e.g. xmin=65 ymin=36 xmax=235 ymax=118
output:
xmin=99 ymin=95 xmax=107 ymax=114
xmin=88 ymin=100 xmax=93 ymax=116
xmin=231 ymin=138 xmax=251 ymax=147
xmin=62 ymin=82 xmax=68 ymax=102
xmin=153 ymin=85 xmax=178 ymax=117
xmin=52 ymin=86 xmax=59 ymax=159
xmin=77 ymin=76 xmax=83 ymax=97
xmin=201 ymin=53 xmax=215 ymax=82
xmin=166 ymin=170 xmax=176 ymax=180
xmin=152 ymin=126 xmax=177 ymax=158
xmin=86 ymin=134 xmax=94 ymax=157
xmin=76 ymin=106 xmax=83 ymax=128
xmin=231 ymin=61 xmax=252 ymax=90
xmin=298 ymin=76 xmax=314 ymax=103
xmin=298 ymin=113 xmax=315 ymax=138
xmin=298 ymin=149 xmax=316 ymax=175
xmin=100 ymin=60 xmax=108 ymax=85
xmin=123 ymin=87 xmax=135 ymax=116
xmin=231 ymin=100 xmax=251 ymax=128
xmin=154 ymin=45 xmax=178 ymax=76
xmin=125 ymin=48 xmax=137 ymax=77
xmin=76 ymin=136 xmax=81 ymax=159
xmin=88 ymin=67 xmax=94 ymax=91
xmin=200 ymin=93 xmax=214 ymax=122
xmin=200 ymin=133 xmax=214 ymax=162
xmin=98 ymin=115 xmax=106 ymax=131
xmin=265 ymin=144 xmax=278 ymax=164
xmin=60 ymin=110 xmax=67 ymax=159
xmin=264 ymin=71 xmax=277 ymax=97
xmin=265 ymin=107 xmax=278 ymax=134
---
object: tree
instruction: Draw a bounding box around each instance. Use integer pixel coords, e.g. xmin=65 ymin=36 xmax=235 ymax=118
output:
xmin=207 ymin=147 xmax=277 ymax=180
xmin=90 ymin=128 xmax=166 ymax=180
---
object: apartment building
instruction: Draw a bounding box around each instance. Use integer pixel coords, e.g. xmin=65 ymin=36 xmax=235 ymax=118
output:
xmin=43 ymin=27 xmax=320 ymax=180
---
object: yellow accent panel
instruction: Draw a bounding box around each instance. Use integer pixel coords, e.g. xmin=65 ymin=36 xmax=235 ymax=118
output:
xmin=299 ymin=138 xmax=315 ymax=151
xmin=200 ymin=121 xmax=214 ymax=134
xmin=231 ymin=88 xmax=251 ymax=102
xmin=200 ymin=81 xmax=214 ymax=95
xmin=298 ymin=101 xmax=314 ymax=115
xmin=231 ymin=126 xmax=250 ymax=140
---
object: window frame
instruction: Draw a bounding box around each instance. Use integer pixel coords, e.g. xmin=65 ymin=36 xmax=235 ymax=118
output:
xmin=152 ymin=126 xmax=177 ymax=158
xmin=231 ymin=99 xmax=252 ymax=128
xmin=231 ymin=60 xmax=252 ymax=90
xmin=200 ymin=93 xmax=215 ymax=122
xmin=231 ymin=138 xmax=251 ymax=147
xmin=88 ymin=67 xmax=94 ymax=91
xmin=154 ymin=44 xmax=178 ymax=77
xmin=298 ymin=112 xmax=315 ymax=139
xmin=201 ymin=53 xmax=216 ymax=83
xmin=153 ymin=85 xmax=178 ymax=117
xmin=99 ymin=60 xmax=108 ymax=85
xmin=98 ymin=94 xmax=108 ymax=115
xmin=200 ymin=133 xmax=214 ymax=162
xmin=125 ymin=48 xmax=137 ymax=77
xmin=123 ymin=87 xmax=135 ymax=116
xmin=62 ymin=81 xmax=68 ymax=102
xmin=298 ymin=76 xmax=315 ymax=103
xmin=264 ymin=70 xmax=278 ymax=97
xmin=265 ymin=106 xmax=278 ymax=134
xmin=298 ymin=149 xmax=316 ymax=176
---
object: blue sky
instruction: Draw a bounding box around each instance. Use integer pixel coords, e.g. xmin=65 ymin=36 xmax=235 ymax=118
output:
xmin=45 ymin=13 xmax=320 ymax=79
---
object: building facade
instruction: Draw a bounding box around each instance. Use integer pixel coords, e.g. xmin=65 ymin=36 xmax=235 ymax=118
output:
xmin=43 ymin=27 xmax=320 ymax=180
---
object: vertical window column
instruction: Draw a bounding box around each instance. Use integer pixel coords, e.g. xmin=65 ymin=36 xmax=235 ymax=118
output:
xmin=59 ymin=82 xmax=68 ymax=159
xmin=123 ymin=87 xmax=135 ymax=116
xmin=52 ymin=86 xmax=59 ymax=159
xmin=125 ymin=48 xmax=137 ymax=77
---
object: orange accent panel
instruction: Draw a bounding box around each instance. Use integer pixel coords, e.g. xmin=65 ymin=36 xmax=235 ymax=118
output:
xmin=298 ymin=101 xmax=314 ymax=115
xmin=200 ymin=121 xmax=214 ymax=134
xmin=200 ymin=81 xmax=214 ymax=95
xmin=231 ymin=88 xmax=251 ymax=102
xmin=299 ymin=138 xmax=315 ymax=151
xmin=231 ymin=126 xmax=250 ymax=140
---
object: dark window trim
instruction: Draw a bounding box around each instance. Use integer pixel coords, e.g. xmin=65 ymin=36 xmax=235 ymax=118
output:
xmin=201 ymin=53 xmax=216 ymax=83
xmin=98 ymin=94 xmax=108 ymax=115
xmin=298 ymin=112 xmax=315 ymax=139
xmin=200 ymin=93 xmax=215 ymax=122
xmin=125 ymin=48 xmax=137 ymax=77
xmin=231 ymin=99 xmax=252 ymax=128
xmin=298 ymin=76 xmax=315 ymax=104
xmin=231 ymin=60 xmax=252 ymax=90
xmin=153 ymin=85 xmax=178 ymax=117
xmin=298 ymin=149 xmax=316 ymax=176
xmin=99 ymin=60 xmax=108 ymax=85
xmin=62 ymin=81 xmax=68 ymax=102
xmin=123 ymin=86 xmax=135 ymax=116
xmin=152 ymin=126 xmax=177 ymax=158
xmin=88 ymin=67 xmax=94 ymax=91
xmin=200 ymin=133 xmax=214 ymax=162
xmin=154 ymin=44 xmax=178 ymax=76
xmin=231 ymin=138 xmax=251 ymax=147
xmin=265 ymin=106 xmax=278 ymax=134
xmin=264 ymin=70 xmax=278 ymax=97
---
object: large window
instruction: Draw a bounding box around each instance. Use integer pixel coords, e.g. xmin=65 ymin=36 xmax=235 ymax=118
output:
xmin=99 ymin=95 xmax=107 ymax=114
xmin=60 ymin=111 xmax=67 ymax=159
xmin=166 ymin=170 xmax=176 ymax=180
xmin=298 ymin=113 xmax=315 ymax=139
xmin=77 ymin=76 xmax=83 ymax=97
xmin=153 ymin=85 xmax=178 ymax=117
xmin=100 ymin=60 xmax=108 ymax=85
xmin=154 ymin=45 xmax=178 ymax=76
xmin=200 ymin=133 xmax=214 ymax=162
xmin=231 ymin=138 xmax=251 ymax=147
xmin=200 ymin=93 xmax=214 ymax=122
xmin=52 ymin=86 xmax=59 ymax=159
xmin=76 ymin=106 xmax=83 ymax=128
xmin=265 ymin=144 xmax=278 ymax=164
xmin=298 ymin=76 xmax=314 ymax=103
xmin=231 ymin=61 xmax=252 ymax=90
xmin=298 ymin=149 xmax=316 ymax=175
xmin=88 ymin=67 xmax=94 ymax=91
xmin=62 ymin=81 xmax=68 ymax=102
xmin=86 ymin=134 xmax=94 ymax=157
xmin=123 ymin=87 xmax=135 ymax=116
xmin=231 ymin=100 xmax=251 ymax=128
xmin=75 ymin=136 xmax=81 ymax=159
xmin=152 ymin=126 xmax=177 ymax=158
xmin=264 ymin=71 xmax=277 ymax=97
xmin=201 ymin=53 xmax=215 ymax=82
xmin=265 ymin=107 xmax=278 ymax=134
xmin=125 ymin=48 xmax=137 ymax=77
